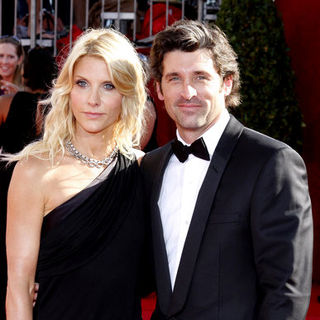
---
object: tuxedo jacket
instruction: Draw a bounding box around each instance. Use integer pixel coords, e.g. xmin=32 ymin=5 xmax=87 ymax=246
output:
xmin=141 ymin=115 xmax=313 ymax=320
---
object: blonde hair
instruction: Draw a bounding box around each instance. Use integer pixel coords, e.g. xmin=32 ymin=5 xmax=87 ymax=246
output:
xmin=6 ymin=28 xmax=146 ymax=163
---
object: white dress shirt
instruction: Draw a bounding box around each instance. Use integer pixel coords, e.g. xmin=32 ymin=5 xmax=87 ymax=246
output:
xmin=158 ymin=108 xmax=230 ymax=288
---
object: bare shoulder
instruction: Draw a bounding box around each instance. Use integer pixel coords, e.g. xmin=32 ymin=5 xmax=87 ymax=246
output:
xmin=10 ymin=156 xmax=50 ymax=203
xmin=12 ymin=156 xmax=49 ymax=184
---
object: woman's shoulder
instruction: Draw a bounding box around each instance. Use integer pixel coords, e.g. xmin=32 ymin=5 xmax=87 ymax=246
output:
xmin=13 ymin=155 xmax=51 ymax=185
xmin=8 ymin=155 xmax=53 ymax=211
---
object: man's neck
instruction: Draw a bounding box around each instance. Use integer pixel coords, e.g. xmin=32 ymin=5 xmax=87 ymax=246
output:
xmin=177 ymin=112 xmax=225 ymax=145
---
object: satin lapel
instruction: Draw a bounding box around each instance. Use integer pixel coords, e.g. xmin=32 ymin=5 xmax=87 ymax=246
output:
xmin=149 ymin=143 xmax=174 ymax=314
xmin=167 ymin=116 xmax=244 ymax=316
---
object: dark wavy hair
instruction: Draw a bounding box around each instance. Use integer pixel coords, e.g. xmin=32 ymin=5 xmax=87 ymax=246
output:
xmin=150 ymin=20 xmax=241 ymax=107
xmin=23 ymin=46 xmax=57 ymax=91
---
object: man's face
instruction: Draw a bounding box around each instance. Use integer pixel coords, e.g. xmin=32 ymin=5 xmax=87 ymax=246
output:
xmin=157 ymin=49 xmax=232 ymax=143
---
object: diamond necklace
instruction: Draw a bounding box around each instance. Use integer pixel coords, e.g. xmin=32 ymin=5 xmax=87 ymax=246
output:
xmin=65 ymin=140 xmax=118 ymax=168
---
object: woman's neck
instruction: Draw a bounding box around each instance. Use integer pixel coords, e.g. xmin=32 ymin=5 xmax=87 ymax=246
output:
xmin=72 ymin=134 xmax=116 ymax=161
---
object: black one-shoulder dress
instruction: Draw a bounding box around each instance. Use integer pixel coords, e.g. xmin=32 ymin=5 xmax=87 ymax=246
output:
xmin=33 ymin=153 xmax=151 ymax=320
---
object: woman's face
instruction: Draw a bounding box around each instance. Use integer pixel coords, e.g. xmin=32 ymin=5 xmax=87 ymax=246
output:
xmin=0 ymin=43 xmax=21 ymax=82
xmin=70 ymin=56 xmax=123 ymax=140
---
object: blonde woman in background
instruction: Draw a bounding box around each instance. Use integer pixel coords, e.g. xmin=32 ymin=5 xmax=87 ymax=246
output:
xmin=5 ymin=28 xmax=152 ymax=320
xmin=0 ymin=36 xmax=24 ymax=95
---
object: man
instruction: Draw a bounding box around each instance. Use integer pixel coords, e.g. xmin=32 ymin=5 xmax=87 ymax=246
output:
xmin=141 ymin=20 xmax=313 ymax=319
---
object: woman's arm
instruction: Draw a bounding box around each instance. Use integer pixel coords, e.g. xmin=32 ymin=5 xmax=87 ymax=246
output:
xmin=6 ymin=158 xmax=45 ymax=320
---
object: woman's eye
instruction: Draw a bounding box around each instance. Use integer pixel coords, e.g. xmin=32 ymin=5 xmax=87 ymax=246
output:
xmin=76 ymin=80 xmax=87 ymax=87
xmin=104 ymin=82 xmax=115 ymax=90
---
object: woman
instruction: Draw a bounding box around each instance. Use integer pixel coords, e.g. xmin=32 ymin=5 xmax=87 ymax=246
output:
xmin=0 ymin=46 xmax=57 ymax=152
xmin=0 ymin=36 xmax=24 ymax=95
xmin=5 ymin=28 xmax=151 ymax=319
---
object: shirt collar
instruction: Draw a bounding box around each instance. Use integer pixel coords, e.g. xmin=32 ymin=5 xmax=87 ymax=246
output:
xmin=176 ymin=108 xmax=230 ymax=158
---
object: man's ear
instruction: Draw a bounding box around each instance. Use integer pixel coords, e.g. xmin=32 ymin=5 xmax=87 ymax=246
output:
xmin=223 ymin=75 xmax=233 ymax=97
xmin=156 ymin=81 xmax=164 ymax=101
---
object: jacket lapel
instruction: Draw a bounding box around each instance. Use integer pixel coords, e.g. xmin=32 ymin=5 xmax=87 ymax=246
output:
xmin=167 ymin=115 xmax=244 ymax=316
xmin=149 ymin=143 xmax=174 ymax=313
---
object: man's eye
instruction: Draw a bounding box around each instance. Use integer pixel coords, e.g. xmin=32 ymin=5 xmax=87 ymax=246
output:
xmin=76 ymin=80 xmax=87 ymax=87
xmin=196 ymin=75 xmax=207 ymax=80
xmin=104 ymin=82 xmax=115 ymax=90
xmin=169 ymin=76 xmax=180 ymax=82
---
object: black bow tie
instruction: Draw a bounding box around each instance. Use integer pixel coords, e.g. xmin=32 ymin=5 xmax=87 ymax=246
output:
xmin=171 ymin=137 xmax=210 ymax=163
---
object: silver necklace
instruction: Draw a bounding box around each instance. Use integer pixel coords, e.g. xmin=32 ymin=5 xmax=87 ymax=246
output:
xmin=65 ymin=140 xmax=118 ymax=168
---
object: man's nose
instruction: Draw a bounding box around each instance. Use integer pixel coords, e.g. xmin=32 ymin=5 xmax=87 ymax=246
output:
xmin=181 ymin=82 xmax=197 ymax=100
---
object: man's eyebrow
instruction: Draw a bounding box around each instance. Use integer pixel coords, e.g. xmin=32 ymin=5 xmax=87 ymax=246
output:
xmin=164 ymin=72 xmax=180 ymax=79
xmin=193 ymin=70 xmax=212 ymax=77
xmin=164 ymin=70 xmax=212 ymax=77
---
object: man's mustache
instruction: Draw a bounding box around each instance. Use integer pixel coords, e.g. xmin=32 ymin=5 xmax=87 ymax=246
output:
xmin=176 ymin=97 xmax=202 ymax=105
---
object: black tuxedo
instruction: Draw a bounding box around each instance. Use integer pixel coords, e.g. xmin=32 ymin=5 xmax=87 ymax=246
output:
xmin=141 ymin=115 xmax=313 ymax=320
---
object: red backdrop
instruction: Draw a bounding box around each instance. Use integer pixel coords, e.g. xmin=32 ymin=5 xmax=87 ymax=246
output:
xmin=275 ymin=0 xmax=320 ymax=281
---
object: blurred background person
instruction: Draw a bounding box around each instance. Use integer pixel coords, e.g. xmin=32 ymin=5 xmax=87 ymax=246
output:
xmin=0 ymin=46 xmax=57 ymax=152
xmin=137 ymin=53 xmax=157 ymax=152
xmin=0 ymin=36 xmax=24 ymax=95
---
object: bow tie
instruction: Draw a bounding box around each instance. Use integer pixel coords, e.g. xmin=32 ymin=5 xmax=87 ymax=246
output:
xmin=171 ymin=137 xmax=210 ymax=163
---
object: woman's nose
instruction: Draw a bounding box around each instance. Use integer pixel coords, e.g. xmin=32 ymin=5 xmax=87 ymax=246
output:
xmin=88 ymin=88 xmax=100 ymax=106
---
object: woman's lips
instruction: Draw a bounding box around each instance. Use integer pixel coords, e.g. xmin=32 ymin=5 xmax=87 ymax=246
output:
xmin=83 ymin=112 xmax=104 ymax=119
